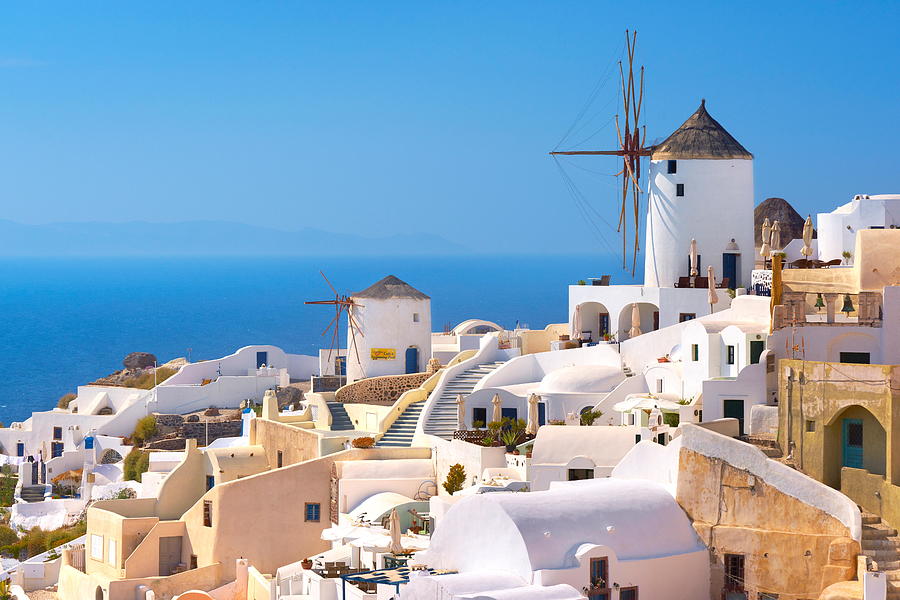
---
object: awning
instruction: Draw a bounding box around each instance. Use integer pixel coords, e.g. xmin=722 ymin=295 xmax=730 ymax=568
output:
xmin=613 ymin=394 xmax=683 ymax=413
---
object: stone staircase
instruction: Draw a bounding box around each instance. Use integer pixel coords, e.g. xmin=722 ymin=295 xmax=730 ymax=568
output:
xmin=326 ymin=402 xmax=354 ymax=431
xmin=20 ymin=485 xmax=46 ymax=503
xmin=375 ymin=401 xmax=425 ymax=447
xmin=424 ymin=361 xmax=505 ymax=439
xmin=740 ymin=434 xmax=783 ymax=459
xmin=860 ymin=512 xmax=900 ymax=598
xmin=622 ymin=364 xmax=635 ymax=378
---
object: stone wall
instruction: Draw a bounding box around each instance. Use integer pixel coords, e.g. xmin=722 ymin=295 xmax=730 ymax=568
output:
xmin=335 ymin=372 xmax=430 ymax=405
xmin=677 ymin=446 xmax=858 ymax=600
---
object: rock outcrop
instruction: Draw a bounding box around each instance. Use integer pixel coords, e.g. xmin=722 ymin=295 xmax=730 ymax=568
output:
xmin=123 ymin=352 xmax=158 ymax=370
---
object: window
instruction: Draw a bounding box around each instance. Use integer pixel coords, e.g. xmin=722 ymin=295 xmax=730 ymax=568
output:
xmin=620 ymin=587 xmax=638 ymax=600
xmin=691 ymin=344 xmax=699 ymax=362
xmin=53 ymin=427 xmax=62 ymax=440
xmin=51 ymin=442 xmax=64 ymax=458
xmin=107 ymin=539 xmax=117 ymax=567
xmin=726 ymin=345 xmax=736 ymax=365
xmin=15 ymin=443 xmax=24 ymax=457
xmin=679 ymin=313 xmax=696 ymax=322
xmin=656 ymin=379 xmax=664 ymax=394
xmin=203 ymin=500 xmax=213 ymax=527
xmin=206 ymin=475 xmax=215 ymax=491
xmin=567 ymin=469 xmax=594 ymax=481
xmin=840 ymin=352 xmax=870 ymax=364
xmin=277 ymin=451 xmax=283 ymax=468
xmin=472 ymin=407 xmax=487 ymax=427
xmin=305 ymin=502 xmax=321 ymax=522
xmin=724 ymin=554 xmax=745 ymax=592
xmin=667 ymin=159 xmax=677 ymax=174
xmin=676 ymin=183 xmax=685 ymax=197
xmin=190 ymin=555 xmax=198 ymax=570
xmin=750 ymin=340 xmax=765 ymax=364
xmin=588 ymin=557 xmax=609 ymax=598
xmin=758 ymin=594 xmax=778 ymax=600
xmin=413 ymin=313 xmax=420 ymax=323
xmin=806 ymin=420 xmax=816 ymax=432
xmin=90 ymin=534 xmax=103 ymax=560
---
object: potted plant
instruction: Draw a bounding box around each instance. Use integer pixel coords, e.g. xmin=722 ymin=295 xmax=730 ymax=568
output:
xmin=657 ymin=355 xmax=670 ymax=363
xmin=842 ymin=250 xmax=853 ymax=265
xmin=301 ymin=558 xmax=313 ymax=570
xmin=351 ymin=436 xmax=375 ymax=449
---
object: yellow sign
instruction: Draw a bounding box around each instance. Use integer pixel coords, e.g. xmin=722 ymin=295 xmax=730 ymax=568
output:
xmin=370 ymin=348 xmax=396 ymax=360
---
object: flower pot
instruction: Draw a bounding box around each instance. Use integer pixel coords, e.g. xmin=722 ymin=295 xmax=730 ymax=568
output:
xmin=410 ymin=525 xmax=421 ymax=535
xmin=657 ymin=357 xmax=669 ymax=363
xmin=301 ymin=559 xmax=313 ymax=570
xmin=512 ymin=450 xmax=520 ymax=455
xmin=505 ymin=444 xmax=517 ymax=452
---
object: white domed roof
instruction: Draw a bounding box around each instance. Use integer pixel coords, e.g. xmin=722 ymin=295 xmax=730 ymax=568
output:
xmin=537 ymin=365 xmax=623 ymax=394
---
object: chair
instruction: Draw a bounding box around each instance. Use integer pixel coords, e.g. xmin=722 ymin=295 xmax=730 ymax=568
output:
xmin=790 ymin=258 xmax=809 ymax=269
xmin=823 ymin=258 xmax=842 ymax=268
xmin=718 ymin=277 xmax=730 ymax=289
xmin=599 ymin=274 xmax=611 ymax=286
xmin=676 ymin=277 xmax=691 ymax=288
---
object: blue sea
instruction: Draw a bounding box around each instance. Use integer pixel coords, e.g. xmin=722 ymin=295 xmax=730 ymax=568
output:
xmin=0 ymin=255 xmax=637 ymax=424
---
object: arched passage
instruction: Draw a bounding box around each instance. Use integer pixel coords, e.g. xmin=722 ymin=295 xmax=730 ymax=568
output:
xmin=824 ymin=405 xmax=886 ymax=488
xmin=573 ymin=302 xmax=611 ymax=343
xmin=617 ymin=302 xmax=660 ymax=341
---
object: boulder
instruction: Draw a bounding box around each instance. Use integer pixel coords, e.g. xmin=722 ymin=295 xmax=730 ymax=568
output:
xmin=276 ymin=386 xmax=303 ymax=408
xmin=123 ymin=352 xmax=157 ymax=370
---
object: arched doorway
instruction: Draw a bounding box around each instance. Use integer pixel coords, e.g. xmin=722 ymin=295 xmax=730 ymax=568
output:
xmin=617 ymin=302 xmax=661 ymax=340
xmin=824 ymin=405 xmax=886 ymax=488
xmin=573 ymin=302 xmax=611 ymax=343
xmin=95 ymin=586 xmax=105 ymax=600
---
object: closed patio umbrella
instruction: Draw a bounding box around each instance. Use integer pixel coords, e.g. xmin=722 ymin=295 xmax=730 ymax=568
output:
xmin=760 ymin=217 xmax=771 ymax=258
xmin=770 ymin=220 xmax=781 ymax=253
xmin=689 ymin=238 xmax=699 ymax=277
xmin=456 ymin=394 xmax=466 ymax=431
xmin=388 ymin=508 xmax=403 ymax=555
xmin=491 ymin=393 xmax=502 ymax=423
xmin=628 ymin=303 xmax=641 ymax=338
xmin=572 ymin=303 xmax=582 ymax=339
xmin=526 ymin=394 xmax=539 ymax=436
xmin=708 ymin=265 xmax=719 ymax=313
xmin=801 ymin=215 xmax=814 ymax=257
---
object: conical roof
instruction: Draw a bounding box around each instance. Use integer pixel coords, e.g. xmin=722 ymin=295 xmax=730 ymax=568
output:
xmin=754 ymin=197 xmax=815 ymax=245
xmin=352 ymin=275 xmax=429 ymax=300
xmin=651 ymin=100 xmax=752 ymax=160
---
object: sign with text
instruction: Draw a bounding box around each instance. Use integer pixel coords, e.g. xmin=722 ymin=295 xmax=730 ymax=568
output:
xmin=370 ymin=348 xmax=396 ymax=360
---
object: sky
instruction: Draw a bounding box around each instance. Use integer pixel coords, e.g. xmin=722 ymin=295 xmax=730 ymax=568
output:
xmin=0 ymin=2 xmax=897 ymax=254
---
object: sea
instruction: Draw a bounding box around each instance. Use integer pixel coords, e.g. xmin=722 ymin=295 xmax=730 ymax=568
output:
xmin=0 ymin=254 xmax=637 ymax=425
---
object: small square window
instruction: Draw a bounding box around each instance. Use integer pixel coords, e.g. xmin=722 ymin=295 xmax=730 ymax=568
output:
xmin=726 ymin=345 xmax=736 ymax=365
xmin=691 ymin=344 xmax=699 ymax=362
xmin=679 ymin=312 xmax=696 ymax=322
xmin=805 ymin=420 xmax=816 ymax=433
xmin=277 ymin=450 xmax=283 ymax=468
xmin=667 ymin=160 xmax=677 ymax=174
xmin=567 ymin=468 xmax=594 ymax=481
xmin=676 ymin=183 xmax=685 ymax=197
xmin=203 ymin=500 xmax=213 ymax=527
xmin=90 ymin=534 xmax=103 ymax=561
xmin=413 ymin=313 xmax=420 ymax=323
xmin=656 ymin=379 xmax=664 ymax=394
xmin=53 ymin=427 xmax=62 ymax=440
xmin=206 ymin=475 xmax=215 ymax=491
xmin=305 ymin=502 xmax=321 ymax=522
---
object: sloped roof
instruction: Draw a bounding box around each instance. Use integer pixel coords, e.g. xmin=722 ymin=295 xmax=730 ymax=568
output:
xmin=651 ymin=100 xmax=752 ymax=160
xmin=352 ymin=275 xmax=430 ymax=300
xmin=754 ymin=197 xmax=815 ymax=245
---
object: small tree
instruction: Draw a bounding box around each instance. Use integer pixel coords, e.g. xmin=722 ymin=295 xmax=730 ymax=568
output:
xmin=443 ymin=463 xmax=466 ymax=495
xmin=57 ymin=393 xmax=77 ymax=410
xmin=580 ymin=409 xmax=603 ymax=426
xmin=132 ymin=415 xmax=158 ymax=446
xmin=123 ymin=448 xmax=150 ymax=482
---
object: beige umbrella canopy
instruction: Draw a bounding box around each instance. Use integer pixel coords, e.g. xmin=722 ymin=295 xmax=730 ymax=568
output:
xmin=628 ymin=303 xmax=642 ymax=338
xmin=526 ymin=394 xmax=539 ymax=436
xmin=689 ymin=238 xmax=699 ymax=277
xmin=770 ymin=220 xmax=782 ymax=253
xmin=491 ymin=393 xmax=502 ymax=423
xmin=760 ymin=217 xmax=771 ymax=258
xmin=708 ymin=265 xmax=719 ymax=313
xmin=388 ymin=508 xmax=404 ymax=555
xmin=456 ymin=394 xmax=466 ymax=431
xmin=801 ymin=215 xmax=814 ymax=257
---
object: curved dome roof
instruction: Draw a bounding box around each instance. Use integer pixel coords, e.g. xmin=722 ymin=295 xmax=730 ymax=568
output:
xmin=537 ymin=365 xmax=623 ymax=394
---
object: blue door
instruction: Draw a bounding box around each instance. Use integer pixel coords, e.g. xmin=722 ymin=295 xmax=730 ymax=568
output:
xmin=538 ymin=403 xmax=546 ymax=426
xmin=723 ymin=253 xmax=738 ymax=288
xmin=843 ymin=418 xmax=864 ymax=469
xmin=501 ymin=408 xmax=518 ymax=422
xmin=405 ymin=347 xmax=419 ymax=374
xmin=723 ymin=399 xmax=745 ymax=436
xmin=256 ymin=351 xmax=268 ymax=368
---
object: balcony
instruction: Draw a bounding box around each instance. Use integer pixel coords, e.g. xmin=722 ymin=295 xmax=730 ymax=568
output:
xmin=773 ymin=291 xmax=883 ymax=331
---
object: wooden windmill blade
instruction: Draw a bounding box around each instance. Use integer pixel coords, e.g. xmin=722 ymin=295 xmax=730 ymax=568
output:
xmin=548 ymin=29 xmax=650 ymax=274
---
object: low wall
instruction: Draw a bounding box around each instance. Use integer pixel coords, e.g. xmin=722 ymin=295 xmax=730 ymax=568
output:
xmin=335 ymin=372 xmax=430 ymax=405
xmin=841 ymin=467 xmax=900 ymax=531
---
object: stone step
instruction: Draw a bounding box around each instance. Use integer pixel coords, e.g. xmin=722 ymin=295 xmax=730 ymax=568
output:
xmin=863 ymin=514 xmax=882 ymax=525
xmin=863 ymin=539 xmax=898 ymax=551
xmin=864 ymin=526 xmax=899 ymax=539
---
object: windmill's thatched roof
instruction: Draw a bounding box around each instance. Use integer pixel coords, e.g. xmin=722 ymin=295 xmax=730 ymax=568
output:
xmin=352 ymin=275 xmax=429 ymax=300
xmin=754 ymin=197 xmax=815 ymax=244
xmin=651 ymin=100 xmax=752 ymax=160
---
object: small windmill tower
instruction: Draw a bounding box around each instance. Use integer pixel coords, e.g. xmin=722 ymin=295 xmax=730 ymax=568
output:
xmin=346 ymin=275 xmax=431 ymax=383
xmin=643 ymin=101 xmax=754 ymax=288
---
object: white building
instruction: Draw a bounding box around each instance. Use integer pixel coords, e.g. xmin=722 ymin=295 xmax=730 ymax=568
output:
xmin=816 ymin=193 xmax=900 ymax=262
xmin=644 ymin=99 xmax=755 ymax=289
xmin=347 ymin=275 xmax=432 ymax=382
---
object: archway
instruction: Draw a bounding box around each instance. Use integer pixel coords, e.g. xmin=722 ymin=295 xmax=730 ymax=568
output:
xmin=573 ymin=302 xmax=611 ymax=343
xmin=95 ymin=586 xmax=105 ymax=600
xmin=617 ymin=302 xmax=660 ymax=341
xmin=823 ymin=405 xmax=886 ymax=488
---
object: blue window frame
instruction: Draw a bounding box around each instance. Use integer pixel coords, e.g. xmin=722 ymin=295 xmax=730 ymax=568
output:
xmin=305 ymin=502 xmax=321 ymax=522
xmin=15 ymin=443 xmax=24 ymax=457
xmin=206 ymin=475 xmax=215 ymax=491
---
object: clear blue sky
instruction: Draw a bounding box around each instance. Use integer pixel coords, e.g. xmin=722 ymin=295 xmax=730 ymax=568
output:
xmin=0 ymin=2 xmax=897 ymax=254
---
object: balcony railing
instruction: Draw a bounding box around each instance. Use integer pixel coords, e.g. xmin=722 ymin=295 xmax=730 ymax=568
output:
xmin=773 ymin=291 xmax=883 ymax=330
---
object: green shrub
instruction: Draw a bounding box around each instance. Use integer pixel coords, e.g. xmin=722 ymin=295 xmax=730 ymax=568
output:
xmin=580 ymin=409 xmax=603 ymax=426
xmin=663 ymin=412 xmax=680 ymax=427
xmin=57 ymin=393 xmax=77 ymax=409
xmin=0 ymin=474 xmax=16 ymax=507
xmin=119 ymin=367 xmax=178 ymax=390
xmin=0 ymin=520 xmax=87 ymax=560
xmin=442 ymin=464 xmax=466 ymax=495
xmin=123 ymin=449 xmax=150 ymax=482
xmin=0 ymin=525 xmax=17 ymax=548
xmin=132 ymin=415 xmax=158 ymax=446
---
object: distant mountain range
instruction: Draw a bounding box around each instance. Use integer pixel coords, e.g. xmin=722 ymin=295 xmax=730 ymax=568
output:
xmin=0 ymin=220 xmax=467 ymax=256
